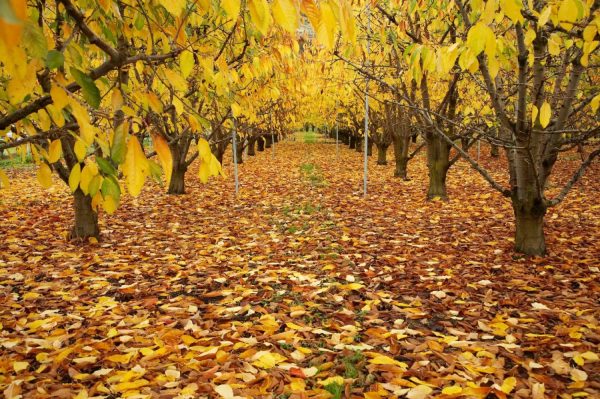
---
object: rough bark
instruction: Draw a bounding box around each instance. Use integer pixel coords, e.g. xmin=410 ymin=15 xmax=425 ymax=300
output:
xmin=168 ymin=164 xmax=187 ymax=194
xmin=512 ymin=195 xmax=547 ymax=255
xmin=247 ymin=137 xmax=256 ymax=156
xmin=426 ymin=135 xmax=450 ymax=200
xmin=376 ymin=144 xmax=388 ymax=165
xmin=393 ymin=133 xmax=410 ymax=179
xmin=257 ymin=136 xmax=265 ymax=151
xmin=70 ymin=189 xmax=99 ymax=240
xmin=235 ymin=137 xmax=244 ymax=164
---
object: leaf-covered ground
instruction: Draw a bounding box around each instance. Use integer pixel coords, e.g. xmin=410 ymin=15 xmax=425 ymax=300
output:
xmin=1 ymin=135 xmax=599 ymax=399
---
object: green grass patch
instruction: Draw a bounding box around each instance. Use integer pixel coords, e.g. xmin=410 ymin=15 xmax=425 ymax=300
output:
xmin=302 ymin=130 xmax=318 ymax=143
xmin=299 ymin=162 xmax=327 ymax=187
xmin=343 ymin=351 xmax=364 ymax=378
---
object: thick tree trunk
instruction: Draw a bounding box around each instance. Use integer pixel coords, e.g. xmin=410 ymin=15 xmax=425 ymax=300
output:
xmin=376 ymin=144 xmax=388 ymax=165
xmin=70 ymin=189 xmax=99 ymax=240
xmin=273 ymin=134 xmax=279 ymax=143
xmin=235 ymin=137 xmax=244 ymax=164
xmin=247 ymin=137 xmax=256 ymax=156
xmin=367 ymin=140 xmax=373 ymax=156
xmin=512 ymin=196 xmax=547 ymax=255
xmin=257 ymin=136 xmax=265 ymax=151
xmin=265 ymin=135 xmax=272 ymax=148
xmin=168 ymin=165 xmax=187 ymax=194
xmin=393 ymin=133 xmax=410 ymax=179
xmin=426 ymin=136 xmax=450 ymax=200
xmin=349 ymin=136 xmax=357 ymax=149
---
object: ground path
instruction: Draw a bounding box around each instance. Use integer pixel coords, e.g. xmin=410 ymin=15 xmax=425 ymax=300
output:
xmin=0 ymin=134 xmax=599 ymax=398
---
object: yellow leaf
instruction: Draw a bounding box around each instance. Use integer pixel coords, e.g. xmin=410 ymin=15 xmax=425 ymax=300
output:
xmin=114 ymin=379 xmax=149 ymax=392
xmin=152 ymin=134 xmax=173 ymax=186
xmin=501 ymin=376 xmax=517 ymax=393
xmin=231 ymin=102 xmax=242 ymax=118
xmin=179 ymin=50 xmax=195 ymax=78
xmin=340 ymin=282 xmax=364 ymax=290
xmin=538 ymin=6 xmax=551 ymax=27
xmin=221 ymin=0 xmax=241 ymax=20
xmin=317 ymin=2 xmax=337 ymax=50
xmin=215 ymin=384 xmax=235 ymax=399
xmin=159 ymin=0 xmax=186 ymax=16
xmin=146 ymin=91 xmax=163 ymax=113
xmin=531 ymin=105 xmax=538 ymax=125
xmin=47 ymin=139 xmax=61 ymax=163
xmin=467 ymin=22 xmax=495 ymax=57
xmin=571 ymin=368 xmax=588 ymax=382
xmin=539 ymin=101 xmax=551 ymax=128
xmin=50 ymin=86 xmax=69 ymax=110
xmin=111 ymin=89 xmax=123 ymax=111
xmin=0 ymin=168 xmax=9 ymax=189
xmin=23 ymin=292 xmax=40 ymax=300
xmin=102 ymin=195 xmax=118 ymax=215
xmin=272 ymin=0 xmax=298 ymax=33
xmin=69 ymin=163 xmax=81 ymax=192
xmin=79 ymin=163 xmax=97 ymax=195
xmin=123 ymin=136 xmax=148 ymax=197
xmin=197 ymin=138 xmax=212 ymax=162
xmin=442 ymin=385 xmax=463 ymax=395
xmin=248 ymin=0 xmax=272 ymax=35
xmin=406 ymin=385 xmax=432 ymax=399
xmin=252 ymin=351 xmax=287 ymax=369
xmin=583 ymin=24 xmax=597 ymax=42
xmin=369 ymin=354 xmax=407 ymax=368
xmin=74 ymin=139 xmax=87 ymax=162
xmin=500 ymin=0 xmax=523 ymax=24
xmin=106 ymin=352 xmax=135 ymax=364
xmin=290 ymin=378 xmax=305 ymax=392
xmin=318 ymin=376 xmax=344 ymax=386
xmin=13 ymin=361 xmax=29 ymax=372
xmin=558 ymin=0 xmax=580 ymax=26
xmin=37 ymin=163 xmax=52 ymax=188
xmin=107 ymin=328 xmax=118 ymax=338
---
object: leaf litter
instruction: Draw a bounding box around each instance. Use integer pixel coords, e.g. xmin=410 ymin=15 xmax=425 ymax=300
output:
xmin=0 ymin=138 xmax=598 ymax=398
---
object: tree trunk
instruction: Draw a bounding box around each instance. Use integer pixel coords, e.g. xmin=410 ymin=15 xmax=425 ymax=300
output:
xmin=70 ymin=189 xmax=99 ymax=240
xmin=257 ymin=136 xmax=265 ymax=151
xmin=235 ymin=137 xmax=244 ymax=164
xmin=426 ymin=135 xmax=450 ymax=200
xmin=273 ymin=134 xmax=279 ymax=143
xmin=247 ymin=137 xmax=256 ymax=156
xmin=349 ymin=135 xmax=357 ymax=149
xmin=490 ymin=144 xmax=499 ymax=157
xmin=265 ymin=135 xmax=272 ymax=148
xmin=376 ymin=144 xmax=388 ymax=165
xmin=168 ymin=165 xmax=187 ymax=194
xmin=512 ymin=196 xmax=547 ymax=255
xmin=367 ymin=139 xmax=373 ymax=156
xmin=393 ymin=133 xmax=410 ymax=179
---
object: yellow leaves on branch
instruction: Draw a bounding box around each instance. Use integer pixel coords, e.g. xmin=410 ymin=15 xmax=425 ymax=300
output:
xmin=123 ymin=136 xmax=149 ymax=197
xmin=0 ymin=0 xmax=27 ymax=46
xmin=500 ymin=0 xmax=524 ymax=24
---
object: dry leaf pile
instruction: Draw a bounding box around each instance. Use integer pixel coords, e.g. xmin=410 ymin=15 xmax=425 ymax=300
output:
xmin=1 ymin=138 xmax=599 ymax=398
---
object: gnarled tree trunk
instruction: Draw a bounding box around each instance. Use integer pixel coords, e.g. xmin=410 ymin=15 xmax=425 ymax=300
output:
xmin=376 ymin=144 xmax=388 ymax=165
xmin=426 ymin=135 xmax=450 ymax=200
xmin=70 ymin=189 xmax=99 ymax=240
xmin=247 ymin=137 xmax=256 ymax=156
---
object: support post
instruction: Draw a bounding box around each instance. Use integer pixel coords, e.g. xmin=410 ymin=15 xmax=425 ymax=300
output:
xmin=232 ymin=120 xmax=239 ymax=195
xmin=363 ymin=2 xmax=370 ymax=197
